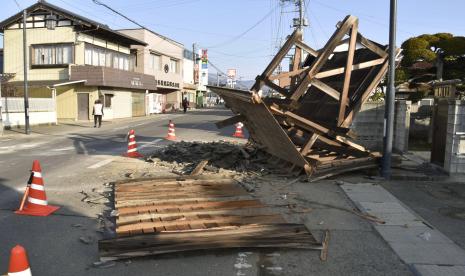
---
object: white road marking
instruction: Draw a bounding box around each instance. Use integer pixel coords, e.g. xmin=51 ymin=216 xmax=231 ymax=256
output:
xmin=87 ymin=158 xmax=114 ymax=169
xmin=139 ymin=138 xmax=163 ymax=149
xmin=112 ymin=126 xmax=128 ymax=131
xmin=52 ymin=146 xmax=75 ymax=152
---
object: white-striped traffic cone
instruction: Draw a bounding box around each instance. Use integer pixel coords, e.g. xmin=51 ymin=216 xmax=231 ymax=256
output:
xmin=15 ymin=160 xmax=60 ymax=217
xmin=165 ymin=120 xmax=176 ymax=140
xmin=233 ymin=122 xmax=245 ymax=138
xmin=8 ymin=245 xmax=32 ymax=276
xmin=123 ymin=129 xmax=143 ymax=158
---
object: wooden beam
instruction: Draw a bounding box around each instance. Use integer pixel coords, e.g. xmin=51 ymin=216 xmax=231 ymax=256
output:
xmin=301 ymin=133 xmax=319 ymax=155
xmin=338 ymin=20 xmax=358 ymax=125
xmin=314 ymin=58 xmax=385 ymax=79
xmin=251 ymin=29 xmax=302 ymax=92
xmin=215 ymin=115 xmax=245 ymax=129
xmin=342 ymin=56 xmax=392 ymax=127
xmin=310 ymin=79 xmax=341 ymax=101
xmin=357 ymin=33 xmax=388 ymax=58
xmin=289 ymin=15 xmax=358 ymax=104
xmin=263 ymin=78 xmax=289 ymax=96
xmin=270 ymin=106 xmax=330 ymax=135
xmin=294 ymin=40 xmax=319 ymax=57
xmin=269 ymin=67 xmax=308 ymax=81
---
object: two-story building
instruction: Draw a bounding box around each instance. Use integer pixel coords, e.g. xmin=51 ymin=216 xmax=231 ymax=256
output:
xmin=0 ymin=0 xmax=157 ymax=121
xmin=118 ymin=28 xmax=184 ymax=113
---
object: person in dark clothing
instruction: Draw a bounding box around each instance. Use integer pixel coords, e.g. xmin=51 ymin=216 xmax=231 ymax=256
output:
xmin=182 ymin=97 xmax=189 ymax=113
xmin=92 ymin=99 xmax=104 ymax=128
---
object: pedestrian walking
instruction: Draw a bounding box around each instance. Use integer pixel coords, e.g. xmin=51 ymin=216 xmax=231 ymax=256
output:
xmin=182 ymin=97 xmax=189 ymax=113
xmin=92 ymin=99 xmax=104 ymax=128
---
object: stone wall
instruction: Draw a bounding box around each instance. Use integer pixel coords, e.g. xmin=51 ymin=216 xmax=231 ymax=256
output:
xmin=351 ymin=100 xmax=411 ymax=153
xmin=444 ymin=100 xmax=465 ymax=174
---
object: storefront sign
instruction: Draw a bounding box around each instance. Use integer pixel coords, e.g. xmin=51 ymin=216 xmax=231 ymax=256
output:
xmin=157 ymin=79 xmax=180 ymax=88
xmin=131 ymin=77 xmax=143 ymax=87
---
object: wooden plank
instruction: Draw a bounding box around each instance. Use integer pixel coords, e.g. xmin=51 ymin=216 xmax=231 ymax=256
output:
xmin=116 ymin=214 xmax=284 ymax=234
xmin=301 ymin=133 xmax=319 ymax=156
xmin=338 ymin=20 xmax=358 ymax=125
xmin=314 ymin=58 xmax=386 ymax=79
xmin=251 ymin=29 xmax=302 ymax=92
xmin=100 ymin=224 xmax=321 ymax=261
xmin=215 ymin=115 xmax=245 ymax=129
xmin=310 ymin=79 xmax=341 ymax=101
xmin=320 ymin=230 xmax=330 ymax=261
xmin=115 ymin=196 xmax=254 ymax=209
xmin=191 ymin=160 xmax=209 ymax=176
xmin=118 ymin=200 xmax=264 ymax=216
xmin=116 ymin=179 xmax=239 ymax=191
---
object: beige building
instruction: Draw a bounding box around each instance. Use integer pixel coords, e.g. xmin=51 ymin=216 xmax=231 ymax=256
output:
xmin=119 ymin=28 xmax=186 ymax=112
xmin=0 ymin=1 xmax=157 ymax=121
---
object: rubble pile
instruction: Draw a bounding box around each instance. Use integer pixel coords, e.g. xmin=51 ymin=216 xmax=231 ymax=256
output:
xmin=146 ymin=141 xmax=274 ymax=174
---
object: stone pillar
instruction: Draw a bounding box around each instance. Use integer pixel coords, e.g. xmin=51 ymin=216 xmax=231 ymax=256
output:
xmin=444 ymin=100 xmax=465 ymax=174
xmin=393 ymin=100 xmax=411 ymax=153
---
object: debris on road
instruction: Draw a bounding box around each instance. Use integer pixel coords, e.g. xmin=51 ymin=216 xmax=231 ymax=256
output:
xmin=98 ymin=175 xmax=325 ymax=261
xmin=209 ymin=15 xmax=401 ymax=181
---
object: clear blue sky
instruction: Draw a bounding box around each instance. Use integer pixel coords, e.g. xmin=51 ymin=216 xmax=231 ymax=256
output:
xmin=1 ymin=0 xmax=463 ymax=80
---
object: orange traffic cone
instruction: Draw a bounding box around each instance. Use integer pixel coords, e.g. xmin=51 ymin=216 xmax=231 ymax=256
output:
xmin=15 ymin=160 xmax=60 ymax=217
xmin=165 ymin=120 xmax=176 ymax=141
xmin=8 ymin=245 xmax=32 ymax=276
xmin=123 ymin=129 xmax=143 ymax=158
xmin=233 ymin=122 xmax=245 ymax=138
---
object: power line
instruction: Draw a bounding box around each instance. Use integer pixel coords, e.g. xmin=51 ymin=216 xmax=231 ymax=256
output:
xmin=92 ymin=0 xmax=148 ymax=29
xmin=13 ymin=0 xmax=21 ymax=9
xmin=205 ymin=3 xmax=280 ymax=49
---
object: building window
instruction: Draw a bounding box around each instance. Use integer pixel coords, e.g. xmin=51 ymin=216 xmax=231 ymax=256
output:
xmin=104 ymin=94 xmax=112 ymax=108
xmin=170 ymin=58 xmax=178 ymax=74
xmin=32 ymin=44 xmax=73 ymax=67
xmin=84 ymin=43 xmax=133 ymax=71
xmin=149 ymin=53 xmax=161 ymax=71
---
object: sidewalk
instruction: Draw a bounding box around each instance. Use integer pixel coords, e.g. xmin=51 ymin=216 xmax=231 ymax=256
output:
xmin=0 ymin=109 xmax=222 ymax=144
xmin=340 ymin=180 xmax=465 ymax=276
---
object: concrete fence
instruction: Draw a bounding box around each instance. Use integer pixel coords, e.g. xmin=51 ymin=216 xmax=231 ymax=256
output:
xmin=444 ymin=100 xmax=465 ymax=174
xmin=1 ymin=97 xmax=57 ymax=128
xmin=350 ymin=100 xmax=411 ymax=153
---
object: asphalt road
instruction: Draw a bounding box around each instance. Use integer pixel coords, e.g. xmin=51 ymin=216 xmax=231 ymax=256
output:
xmin=0 ymin=108 xmax=412 ymax=276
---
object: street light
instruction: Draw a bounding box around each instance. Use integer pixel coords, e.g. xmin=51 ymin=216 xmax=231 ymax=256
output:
xmin=381 ymin=0 xmax=397 ymax=179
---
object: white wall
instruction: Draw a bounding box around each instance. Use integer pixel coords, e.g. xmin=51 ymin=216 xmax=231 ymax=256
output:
xmin=183 ymin=58 xmax=194 ymax=84
xmin=110 ymin=91 xmax=132 ymax=119
xmin=1 ymin=111 xmax=57 ymax=127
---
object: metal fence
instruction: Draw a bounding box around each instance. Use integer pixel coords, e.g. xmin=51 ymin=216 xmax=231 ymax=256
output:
xmin=1 ymin=97 xmax=55 ymax=112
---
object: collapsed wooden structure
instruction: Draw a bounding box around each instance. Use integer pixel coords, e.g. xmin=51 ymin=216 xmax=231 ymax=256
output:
xmin=210 ymin=15 xmax=400 ymax=179
xmin=99 ymin=175 xmax=327 ymax=261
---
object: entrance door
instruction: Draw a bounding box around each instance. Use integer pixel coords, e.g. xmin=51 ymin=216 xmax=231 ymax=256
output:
xmin=77 ymin=93 xmax=89 ymax=120
xmin=132 ymin=93 xmax=145 ymax=117
xmin=431 ymin=99 xmax=448 ymax=166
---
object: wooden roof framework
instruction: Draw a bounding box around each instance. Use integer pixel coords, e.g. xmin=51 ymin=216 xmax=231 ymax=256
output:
xmin=210 ymin=15 xmax=400 ymax=179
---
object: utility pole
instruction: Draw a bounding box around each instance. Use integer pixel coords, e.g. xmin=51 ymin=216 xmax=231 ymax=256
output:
xmin=23 ymin=9 xmax=30 ymax=135
xmin=298 ymin=0 xmax=304 ymax=33
xmin=381 ymin=0 xmax=397 ymax=179
xmin=192 ymin=43 xmax=197 ymax=83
